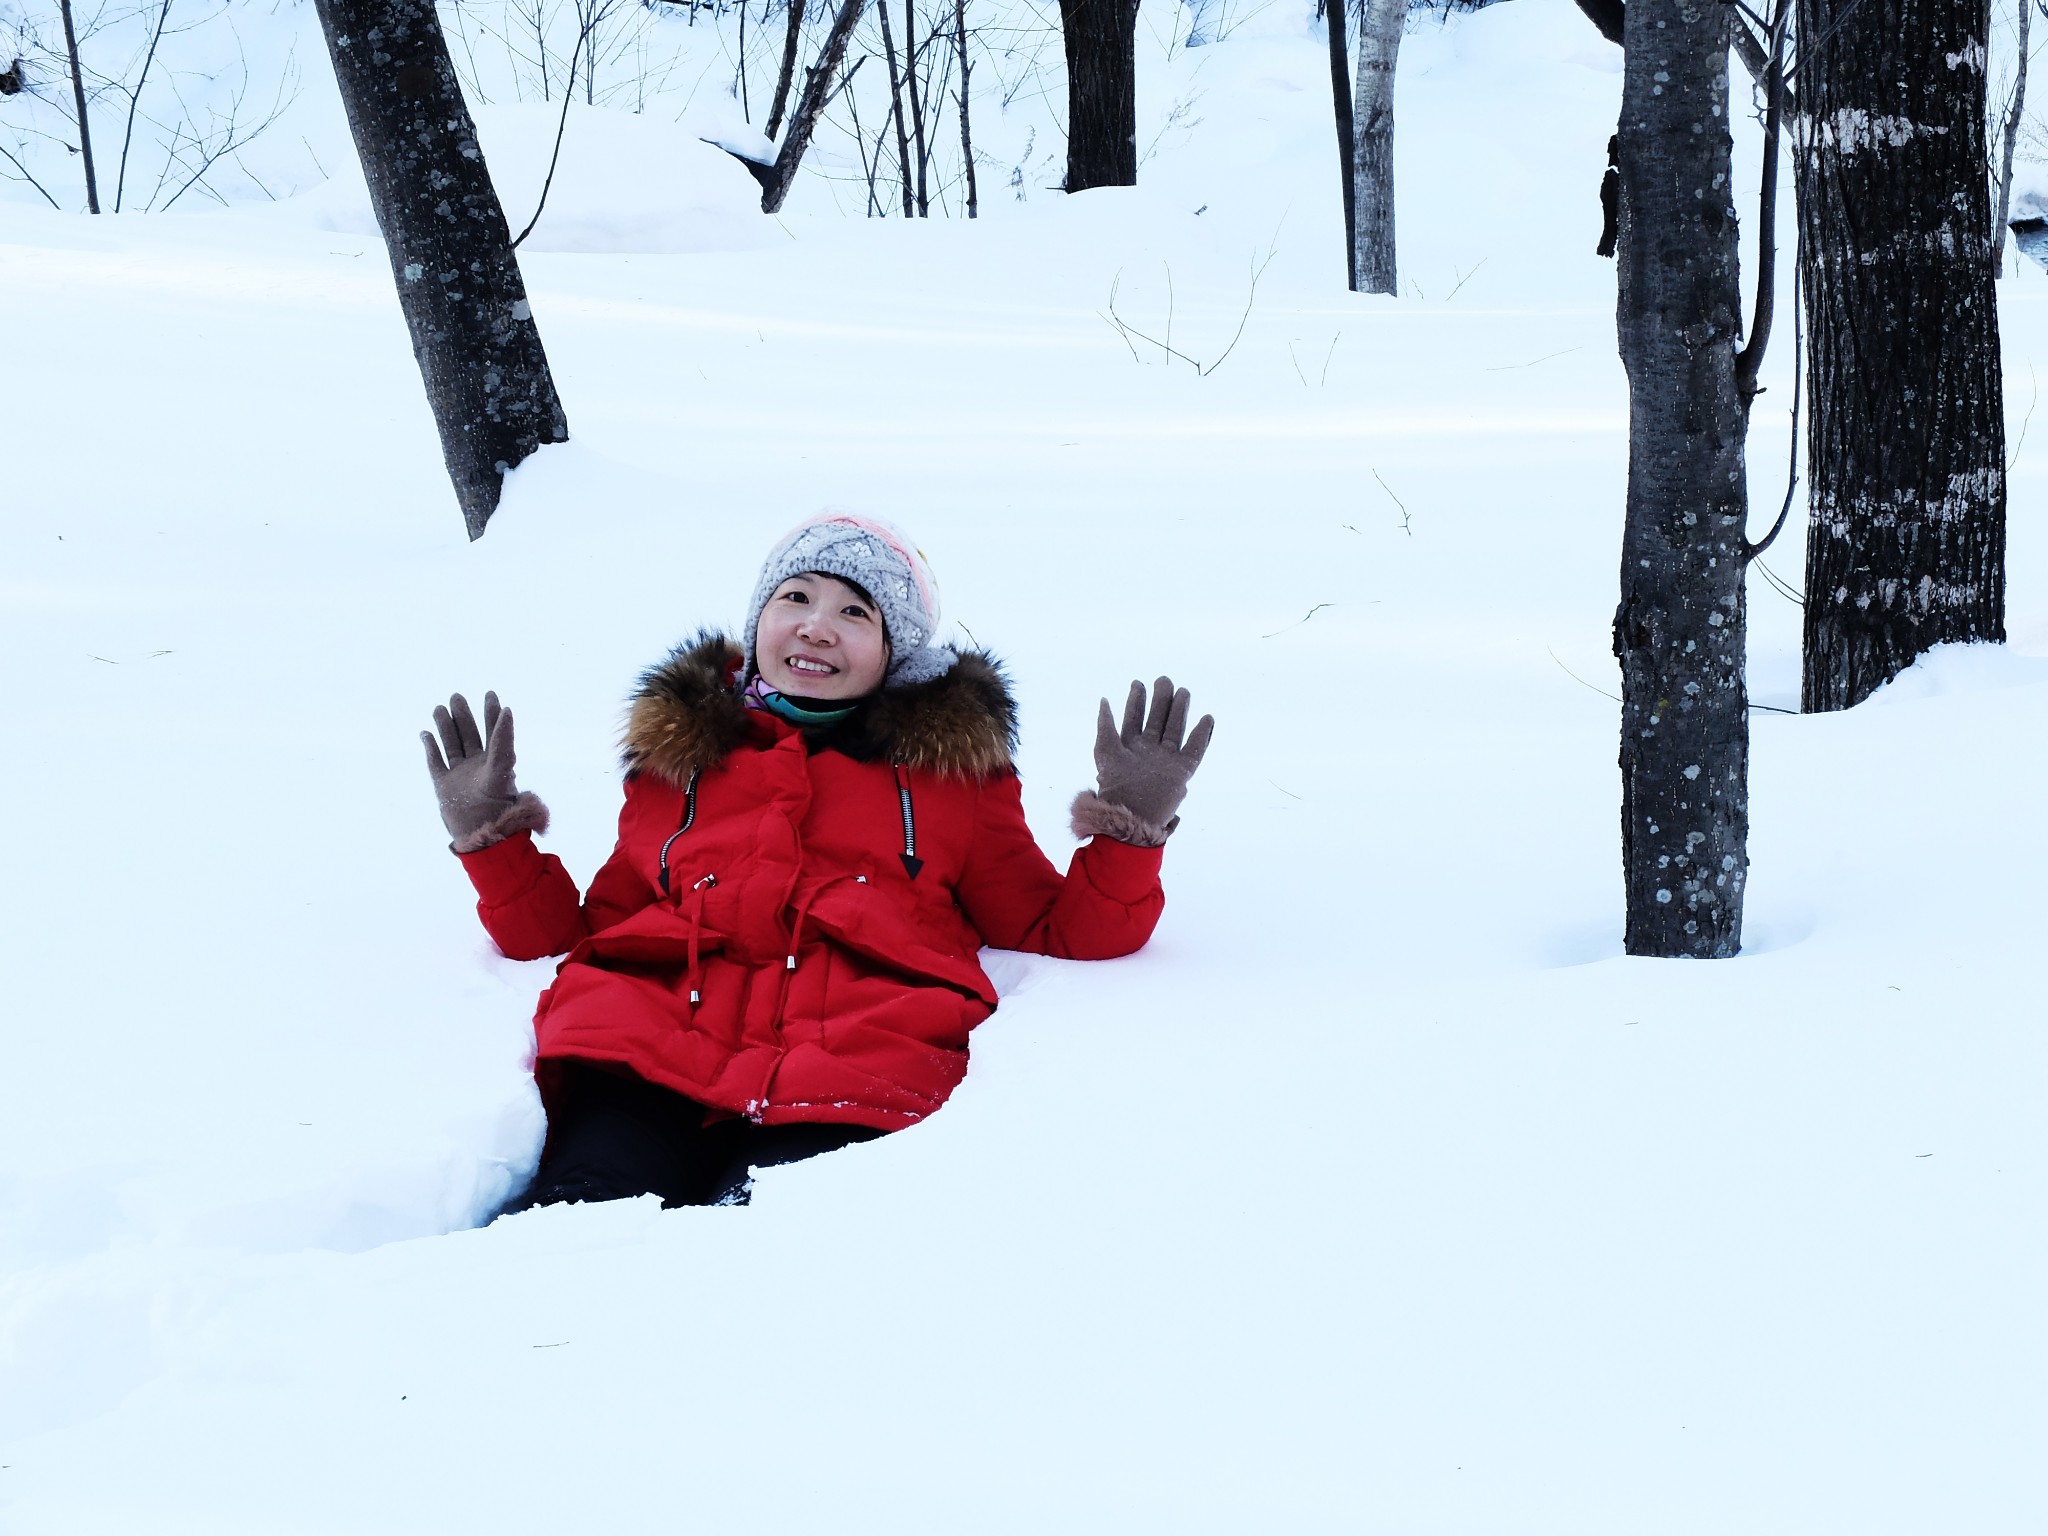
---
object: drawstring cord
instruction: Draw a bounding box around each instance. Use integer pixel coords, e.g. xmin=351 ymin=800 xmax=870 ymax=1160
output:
xmin=685 ymin=873 xmax=716 ymax=1009
xmin=773 ymin=886 xmax=820 ymax=1017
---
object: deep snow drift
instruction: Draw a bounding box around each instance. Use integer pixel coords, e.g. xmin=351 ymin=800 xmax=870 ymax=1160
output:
xmin=3 ymin=2 xmax=2045 ymax=1531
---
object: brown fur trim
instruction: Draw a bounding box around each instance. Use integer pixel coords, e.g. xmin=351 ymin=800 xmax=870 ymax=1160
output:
xmin=620 ymin=632 xmax=1017 ymax=787
xmin=1069 ymin=790 xmax=1175 ymax=848
xmin=840 ymin=648 xmax=1017 ymax=777
xmin=620 ymin=630 xmax=751 ymax=788
xmin=453 ymin=791 xmax=551 ymax=854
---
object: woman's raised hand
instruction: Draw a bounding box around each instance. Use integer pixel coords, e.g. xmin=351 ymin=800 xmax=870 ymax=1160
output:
xmin=1091 ymin=677 xmax=1215 ymax=834
xmin=422 ymin=691 xmax=548 ymax=852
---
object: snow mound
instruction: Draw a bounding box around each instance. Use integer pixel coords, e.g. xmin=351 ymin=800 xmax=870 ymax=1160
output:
xmin=292 ymin=102 xmax=779 ymax=256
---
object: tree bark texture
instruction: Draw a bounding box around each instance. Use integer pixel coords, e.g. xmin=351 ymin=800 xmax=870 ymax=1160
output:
xmin=1350 ymin=0 xmax=1401 ymax=294
xmin=1058 ymin=0 xmax=1139 ymax=191
xmin=1613 ymin=0 xmax=1749 ymax=958
xmin=1325 ymin=0 xmax=1356 ymax=288
xmin=311 ymin=0 xmax=568 ymax=539
xmin=1794 ymin=0 xmax=2006 ymax=711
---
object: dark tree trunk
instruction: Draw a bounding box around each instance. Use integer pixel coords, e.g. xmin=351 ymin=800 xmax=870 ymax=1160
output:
xmin=58 ymin=0 xmax=100 ymax=212
xmin=1057 ymin=0 xmax=1138 ymax=191
xmin=904 ymin=0 xmax=930 ymax=214
xmin=954 ymin=0 xmax=976 ymax=217
xmin=1325 ymin=0 xmax=1355 ymax=288
xmin=757 ymin=0 xmax=867 ymax=212
xmin=879 ymin=0 xmax=916 ymax=216
xmin=1613 ymin=0 xmax=1749 ymax=958
xmin=766 ymin=0 xmax=806 ymax=140
xmin=1794 ymin=0 xmax=2006 ymax=711
xmin=311 ymin=0 xmax=568 ymax=539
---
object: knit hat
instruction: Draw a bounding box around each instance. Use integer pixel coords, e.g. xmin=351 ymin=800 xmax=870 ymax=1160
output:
xmin=743 ymin=513 xmax=953 ymax=688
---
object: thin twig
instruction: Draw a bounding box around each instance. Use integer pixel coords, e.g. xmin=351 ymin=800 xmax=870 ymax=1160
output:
xmin=115 ymin=0 xmax=172 ymax=212
xmin=1261 ymin=603 xmax=1333 ymax=639
xmin=1548 ymin=647 xmax=1620 ymax=702
xmin=1372 ymin=468 xmax=1410 ymax=534
xmin=1163 ymin=261 xmax=1174 ymax=364
xmin=0 ymin=140 xmax=61 ymax=207
xmin=1746 ymin=209 xmax=1803 ymax=560
xmin=1482 ymin=346 xmax=1581 ymax=371
xmin=1755 ymin=555 xmax=1805 ymax=605
xmin=514 ymin=21 xmax=588 ymax=246
xmin=1444 ymin=257 xmax=1487 ymax=300
xmin=1100 ymin=273 xmax=1143 ymax=363
xmin=2008 ymin=363 xmax=2037 ymax=473
xmin=1199 ymin=247 xmax=1275 ymax=377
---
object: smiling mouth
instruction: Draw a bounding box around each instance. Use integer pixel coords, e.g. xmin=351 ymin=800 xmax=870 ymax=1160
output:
xmin=784 ymin=655 xmax=837 ymax=676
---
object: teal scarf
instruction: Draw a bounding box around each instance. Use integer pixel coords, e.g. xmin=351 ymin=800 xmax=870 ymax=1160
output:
xmin=744 ymin=672 xmax=861 ymax=727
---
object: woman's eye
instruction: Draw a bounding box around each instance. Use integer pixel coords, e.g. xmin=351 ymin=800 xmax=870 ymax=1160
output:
xmin=783 ymin=591 xmax=808 ymax=604
xmin=843 ymin=605 xmax=870 ymax=620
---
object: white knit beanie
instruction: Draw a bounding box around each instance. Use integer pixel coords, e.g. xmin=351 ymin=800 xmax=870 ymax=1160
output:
xmin=743 ymin=513 xmax=953 ymax=688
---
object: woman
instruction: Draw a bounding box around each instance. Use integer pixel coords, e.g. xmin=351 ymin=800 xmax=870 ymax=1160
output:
xmin=423 ymin=515 xmax=1213 ymax=1209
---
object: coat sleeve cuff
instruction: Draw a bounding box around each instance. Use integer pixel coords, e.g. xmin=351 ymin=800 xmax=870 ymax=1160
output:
xmin=1073 ymin=827 xmax=1167 ymax=906
xmin=456 ymin=826 xmax=552 ymax=905
xmin=1069 ymin=789 xmax=1176 ymax=848
xmin=451 ymin=791 xmax=550 ymax=854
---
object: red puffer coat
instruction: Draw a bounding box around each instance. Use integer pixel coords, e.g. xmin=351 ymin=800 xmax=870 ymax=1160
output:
xmin=457 ymin=633 xmax=1167 ymax=1131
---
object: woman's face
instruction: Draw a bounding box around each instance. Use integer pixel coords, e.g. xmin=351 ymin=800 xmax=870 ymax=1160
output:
xmin=755 ymin=573 xmax=890 ymax=699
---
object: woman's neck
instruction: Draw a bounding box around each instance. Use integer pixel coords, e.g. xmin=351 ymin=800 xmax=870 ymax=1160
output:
xmin=745 ymin=673 xmax=865 ymax=726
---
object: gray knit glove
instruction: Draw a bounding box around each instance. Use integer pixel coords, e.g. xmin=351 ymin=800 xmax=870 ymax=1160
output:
xmin=421 ymin=691 xmax=550 ymax=854
xmin=1070 ymin=677 xmax=1215 ymax=848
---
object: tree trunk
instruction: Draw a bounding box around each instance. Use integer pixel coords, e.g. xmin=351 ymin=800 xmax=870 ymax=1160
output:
xmin=954 ymin=0 xmax=976 ymax=217
xmin=1994 ymin=0 xmax=2029 ymax=276
xmin=311 ymin=0 xmax=568 ymax=539
xmin=1613 ymin=0 xmax=1749 ymax=958
xmin=1325 ymin=0 xmax=1355 ymax=289
xmin=57 ymin=0 xmax=100 ymax=213
xmin=758 ymin=0 xmax=867 ymax=212
xmin=904 ymin=0 xmax=930 ymax=213
xmin=879 ymin=0 xmax=916 ymax=216
xmin=766 ymin=0 xmax=806 ymax=140
xmin=1350 ymin=0 xmax=1401 ymax=294
xmin=1794 ymin=0 xmax=2005 ymax=711
xmin=1057 ymin=0 xmax=1138 ymax=191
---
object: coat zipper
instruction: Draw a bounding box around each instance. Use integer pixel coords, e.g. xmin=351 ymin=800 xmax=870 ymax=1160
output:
xmin=894 ymin=763 xmax=924 ymax=879
xmin=656 ymin=767 xmax=701 ymax=895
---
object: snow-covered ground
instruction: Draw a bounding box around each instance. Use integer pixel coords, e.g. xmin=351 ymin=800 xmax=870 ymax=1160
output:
xmin=4 ymin=2 xmax=2046 ymax=1529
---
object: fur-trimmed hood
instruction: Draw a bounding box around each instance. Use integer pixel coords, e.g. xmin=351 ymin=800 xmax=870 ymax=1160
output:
xmin=621 ymin=629 xmax=1017 ymax=787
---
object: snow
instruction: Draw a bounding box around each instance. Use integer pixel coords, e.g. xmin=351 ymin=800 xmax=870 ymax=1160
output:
xmin=4 ymin=0 xmax=2047 ymax=1529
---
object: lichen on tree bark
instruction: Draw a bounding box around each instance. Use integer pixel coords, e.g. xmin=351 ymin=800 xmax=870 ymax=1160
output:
xmin=311 ymin=0 xmax=568 ymax=538
xmin=1612 ymin=0 xmax=1750 ymax=958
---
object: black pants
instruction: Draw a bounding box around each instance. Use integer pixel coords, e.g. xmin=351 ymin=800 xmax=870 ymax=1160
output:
xmin=508 ymin=1060 xmax=886 ymax=1212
